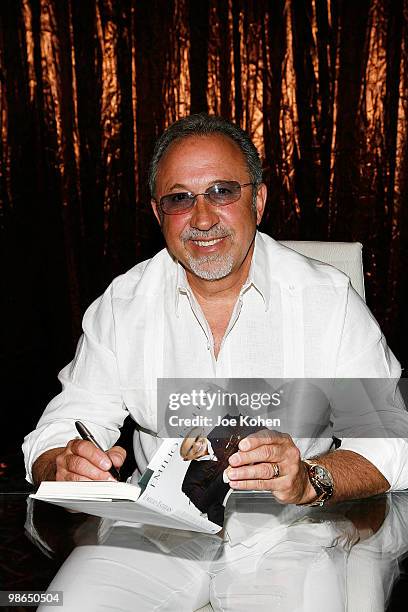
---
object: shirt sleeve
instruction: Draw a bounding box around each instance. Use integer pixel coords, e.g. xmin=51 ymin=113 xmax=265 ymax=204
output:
xmin=334 ymin=285 xmax=408 ymax=490
xmin=22 ymin=285 xmax=128 ymax=483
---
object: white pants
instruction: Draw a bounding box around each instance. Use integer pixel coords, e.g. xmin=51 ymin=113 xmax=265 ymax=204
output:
xmin=40 ymin=519 xmax=352 ymax=612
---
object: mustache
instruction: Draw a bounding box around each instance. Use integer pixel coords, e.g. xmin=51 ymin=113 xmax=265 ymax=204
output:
xmin=180 ymin=225 xmax=231 ymax=242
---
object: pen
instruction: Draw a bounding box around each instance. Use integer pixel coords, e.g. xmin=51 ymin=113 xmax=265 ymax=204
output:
xmin=75 ymin=420 xmax=121 ymax=481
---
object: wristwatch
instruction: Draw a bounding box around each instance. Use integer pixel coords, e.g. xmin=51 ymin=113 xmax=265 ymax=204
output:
xmin=300 ymin=459 xmax=334 ymax=507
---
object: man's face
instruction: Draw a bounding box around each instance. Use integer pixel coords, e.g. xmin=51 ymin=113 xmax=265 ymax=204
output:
xmin=181 ymin=434 xmax=209 ymax=461
xmin=151 ymin=135 xmax=266 ymax=282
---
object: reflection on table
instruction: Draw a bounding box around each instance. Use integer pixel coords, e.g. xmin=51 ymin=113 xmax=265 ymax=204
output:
xmin=2 ymin=491 xmax=399 ymax=611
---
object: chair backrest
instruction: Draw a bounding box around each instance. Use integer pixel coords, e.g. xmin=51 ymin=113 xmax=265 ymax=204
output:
xmin=278 ymin=241 xmax=365 ymax=301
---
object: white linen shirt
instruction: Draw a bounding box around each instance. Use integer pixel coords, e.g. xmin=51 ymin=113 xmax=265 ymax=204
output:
xmin=22 ymin=232 xmax=408 ymax=488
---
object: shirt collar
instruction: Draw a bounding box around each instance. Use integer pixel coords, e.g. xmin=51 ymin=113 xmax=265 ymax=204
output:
xmin=241 ymin=231 xmax=270 ymax=311
xmin=174 ymin=231 xmax=271 ymax=314
xmin=175 ymin=262 xmax=191 ymax=314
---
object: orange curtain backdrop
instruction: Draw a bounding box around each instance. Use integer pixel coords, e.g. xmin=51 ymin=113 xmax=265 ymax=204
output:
xmin=1 ymin=0 xmax=408 ymax=379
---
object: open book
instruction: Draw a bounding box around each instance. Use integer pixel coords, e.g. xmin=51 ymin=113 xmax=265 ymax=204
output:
xmin=30 ymin=439 xmax=223 ymax=534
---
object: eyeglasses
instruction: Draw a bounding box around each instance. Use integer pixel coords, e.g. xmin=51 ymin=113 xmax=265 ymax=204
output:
xmin=156 ymin=181 xmax=255 ymax=215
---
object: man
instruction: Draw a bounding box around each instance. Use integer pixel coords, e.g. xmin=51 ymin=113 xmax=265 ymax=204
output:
xmin=180 ymin=418 xmax=255 ymax=526
xmin=24 ymin=113 xmax=408 ymax=501
xmin=23 ymin=113 xmax=408 ymax=610
xmin=180 ymin=426 xmax=232 ymax=526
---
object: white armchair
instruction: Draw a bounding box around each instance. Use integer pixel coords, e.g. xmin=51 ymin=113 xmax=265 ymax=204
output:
xmin=279 ymin=241 xmax=365 ymax=300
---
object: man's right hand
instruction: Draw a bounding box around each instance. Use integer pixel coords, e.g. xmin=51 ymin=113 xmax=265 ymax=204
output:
xmin=32 ymin=440 xmax=126 ymax=485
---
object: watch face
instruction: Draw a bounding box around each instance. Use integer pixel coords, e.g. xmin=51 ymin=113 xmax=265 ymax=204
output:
xmin=314 ymin=466 xmax=332 ymax=486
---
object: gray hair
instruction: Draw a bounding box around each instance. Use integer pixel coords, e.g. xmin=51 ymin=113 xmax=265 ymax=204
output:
xmin=148 ymin=113 xmax=263 ymax=202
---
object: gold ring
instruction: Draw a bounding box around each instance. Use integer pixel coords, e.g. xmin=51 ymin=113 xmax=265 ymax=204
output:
xmin=272 ymin=463 xmax=280 ymax=478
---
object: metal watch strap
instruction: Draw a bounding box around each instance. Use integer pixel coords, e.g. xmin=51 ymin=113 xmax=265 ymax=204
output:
xmin=298 ymin=459 xmax=334 ymax=507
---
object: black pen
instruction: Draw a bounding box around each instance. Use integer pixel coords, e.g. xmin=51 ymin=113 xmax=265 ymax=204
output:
xmin=75 ymin=420 xmax=121 ymax=481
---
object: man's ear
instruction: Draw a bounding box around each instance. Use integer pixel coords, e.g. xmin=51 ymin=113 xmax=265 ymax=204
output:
xmin=255 ymin=183 xmax=267 ymax=226
xmin=151 ymin=199 xmax=162 ymax=226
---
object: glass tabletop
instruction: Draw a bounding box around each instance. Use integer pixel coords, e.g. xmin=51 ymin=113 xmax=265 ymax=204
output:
xmin=1 ymin=491 xmax=408 ymax=611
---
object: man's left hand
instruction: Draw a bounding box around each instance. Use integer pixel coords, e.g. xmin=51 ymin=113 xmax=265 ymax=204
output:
xmin=227 ymin=429 xmax=315 ymax=504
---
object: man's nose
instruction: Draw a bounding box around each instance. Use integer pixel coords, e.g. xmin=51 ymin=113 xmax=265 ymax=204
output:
xmin=188 ymin=194 xmax=220 ymax=230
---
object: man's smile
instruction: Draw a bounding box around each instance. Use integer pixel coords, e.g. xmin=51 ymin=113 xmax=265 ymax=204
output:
xmin=189 ymin=236 xmax=228 ymax=251
xmin=193 ymin=238 xmax=223 ymax=247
